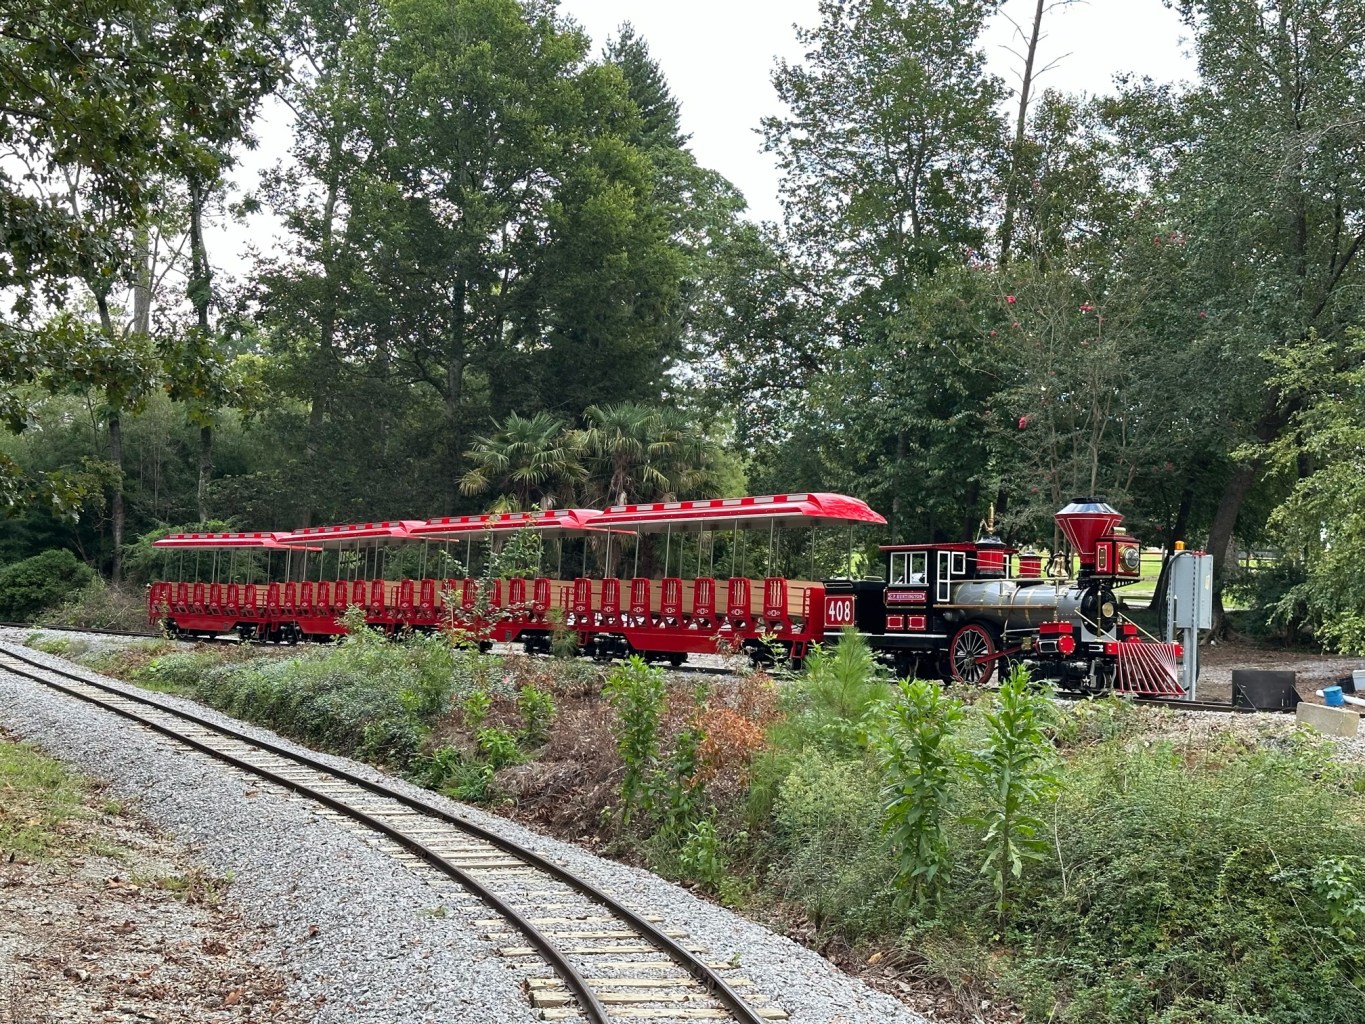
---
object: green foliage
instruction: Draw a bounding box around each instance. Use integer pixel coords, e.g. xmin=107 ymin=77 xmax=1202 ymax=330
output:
xmin=409 ymin=744 xmax=498 ymax=803
xmin=770 ymin=749 xmax=901 ymax=938
xmin=750 ymin=630 xmax=892 ymax=821
xmin=650 ymin=708 xmax=706 ymax=840
xmin=966 ymin=664 xmax=1060 ymax=922
xmin=516 ymin=685 xmax=556 ymax=745
xmin=784 ymin=628 xmax=890 ymax=748
xmin=997 ymin=733 xmax=1365 ymax=1023
xmin=870 ymin=678 xmax=964 ymax=905
xmin=603 ymin=655 xmax=667 ymax=825
xmin=474 ymin=727 xmax=521 ymax=770
xmin=0 ymin=740 xmax=88 ymax=860
xmin=461 ymin=689 xmax=492 ymax=730
xmin=1259 ymin=331 xmax=1365 ymax=652
xmin=38 ymin=578 xmax=151 ymax=632
xmin=676 ymin=819 xmax=741 ymax=893
xmin=0 ymin=549 xmax=95 ymax=620
xmin=547 ymin=608 xmax=580 ymax=660
xmin=459 ymin=412 xmax=585 ymax=510
xmin=146 ymin=623 xmax=463 ymax=768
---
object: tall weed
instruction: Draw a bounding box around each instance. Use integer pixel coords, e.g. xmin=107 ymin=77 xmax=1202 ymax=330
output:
xmin=871 ymin=678 xmax=964 ymax=906
xmin=965 ymin=664 xmax=1059 ymax=922
xmin=603 ymin=655 xmax=666 ymax=825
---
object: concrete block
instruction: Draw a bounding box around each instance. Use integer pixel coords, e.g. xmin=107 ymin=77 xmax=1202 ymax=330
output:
xmin=1296 ymin=701 xmax=1360 ymax=738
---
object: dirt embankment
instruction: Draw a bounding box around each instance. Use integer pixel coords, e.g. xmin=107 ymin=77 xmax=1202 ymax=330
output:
xmin=0 ymin=754 xmax=301 ymax=1024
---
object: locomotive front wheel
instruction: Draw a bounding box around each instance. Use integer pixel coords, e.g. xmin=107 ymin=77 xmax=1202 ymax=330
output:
xmin=949 ymin=622 xmax=1002 ymax=686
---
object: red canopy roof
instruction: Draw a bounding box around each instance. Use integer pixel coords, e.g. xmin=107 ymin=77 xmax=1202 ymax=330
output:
xmin=408 ymin=508 xmax=603 ymax=539
xmin=276 ymin=521 xmax=425 ymax=548
xmin=153 ymin=531 xmax=302 ymax=551
xmin=590 ymin=493 xmax=887 ymax=533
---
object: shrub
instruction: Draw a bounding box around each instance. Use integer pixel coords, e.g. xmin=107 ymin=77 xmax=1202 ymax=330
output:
xmin=678 ymin=819 xmax=737 ymax=890
xmin=38 ymin=578 xmax=150 ymax=632
xmin=995 ymin=732 xmax=1365 ymax=1023
xmin=475 ymin=726 xmax=521 ymax=769
xmin=516 ymin=685 xmax=556 ymax=745
xmin=604 ymin=655 xmax=667 ymax=825
xmin=769 ymin=748 xmax=901 ymax=938
xmin=871 ymin=678 xmax=964 ymax=906
xmin=461 ymin=689 xmax=492 ymax=729
xmin=749 ymin=630 xmax=891 ymax=822
xmin=0 ymin=549 xmax=95 ymax=621
xmin=965 ymin=664 xmax=1060 ymax=922
xmin=155 ymin=622 xmax=463 ymax=769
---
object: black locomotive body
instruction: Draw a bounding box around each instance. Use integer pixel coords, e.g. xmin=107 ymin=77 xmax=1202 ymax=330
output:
xmin=822 ymin=499 xmax=1182 ymax=695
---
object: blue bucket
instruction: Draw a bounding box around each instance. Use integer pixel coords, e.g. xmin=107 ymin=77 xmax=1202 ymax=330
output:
xmin=1323 ymin=686 xmax=1344 ymax=707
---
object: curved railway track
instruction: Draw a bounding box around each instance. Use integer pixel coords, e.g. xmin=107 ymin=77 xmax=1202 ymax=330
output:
xmin=6 ymin=622 xmax=1300 ymax=711
xmin=0 ymin=642 xmax=786 ymax=1023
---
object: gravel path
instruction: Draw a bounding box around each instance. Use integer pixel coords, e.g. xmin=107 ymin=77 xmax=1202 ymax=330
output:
xmin=0 ymin=629 xmax=931 ymax=1024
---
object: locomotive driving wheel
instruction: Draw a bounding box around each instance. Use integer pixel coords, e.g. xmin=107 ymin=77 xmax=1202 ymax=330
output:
xmin=948 ymin=621 xmax=1002 ymax=686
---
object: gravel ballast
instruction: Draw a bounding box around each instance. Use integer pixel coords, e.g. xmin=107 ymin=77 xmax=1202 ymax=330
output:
xmin=0 ymin=631 xmax=931 ymax=1024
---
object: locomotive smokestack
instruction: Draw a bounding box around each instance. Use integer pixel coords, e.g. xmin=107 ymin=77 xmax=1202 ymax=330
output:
xmin=1054 ymin=498 xmax=1123 ymax=571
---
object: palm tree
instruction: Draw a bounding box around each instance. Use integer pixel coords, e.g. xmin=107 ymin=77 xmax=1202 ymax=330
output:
xmin=581 ymin=403 xmax=677 ymax=506
xmin=459 ymin=412 xmax=586 ymax=510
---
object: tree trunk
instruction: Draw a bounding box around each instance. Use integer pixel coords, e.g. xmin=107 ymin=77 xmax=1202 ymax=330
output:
xmin=444 ymin=276 xmax=469 ymax=509
xmin=187 ymin=175 xmax=216 ymax=522
xmin=109 ymin=411 xmax=125 ymax=583
xmin=1147 ymin=477 xmax=1195 ymax=613
xmin=132 ymin=225 xmax=151 ymax=336
xmin=198 ymin=425 xmax=213 ymax=523
xmin=998 ymin=0 xmax=1047 ymax=268
xmin=1204 ymin=462 xmax=1258 ymax=636
xmin=890 ymin=429 xmax=906 ymax=543
xmin=301 ymin=146 xmax=345 ymax=531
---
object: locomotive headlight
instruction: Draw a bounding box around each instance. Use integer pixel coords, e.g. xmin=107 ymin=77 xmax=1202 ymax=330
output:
xmin=1120 ymin=546 xmax=1140 ymax=572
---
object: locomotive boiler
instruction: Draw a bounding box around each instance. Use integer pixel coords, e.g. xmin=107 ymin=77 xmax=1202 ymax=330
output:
xmin=822 ymin=498 xmax=1183 ymax=694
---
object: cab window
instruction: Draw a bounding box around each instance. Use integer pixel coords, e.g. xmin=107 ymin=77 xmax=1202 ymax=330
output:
xmin=890 ymin=552 xmax=927 ymax=585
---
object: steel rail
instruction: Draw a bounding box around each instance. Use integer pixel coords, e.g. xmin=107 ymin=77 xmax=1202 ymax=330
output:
xmin=1052 ymin=689 xmax=1293 ymax=714
xmin=0 ymin=648 xmax=614 ymax=1024
xmin=0 ymin=643 xmax=769 ymax=1024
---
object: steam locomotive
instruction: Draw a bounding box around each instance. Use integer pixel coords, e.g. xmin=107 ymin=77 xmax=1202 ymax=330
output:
xmin=148 ymin=493 xmax=1183 ymax=695
xmin=823 ymin=498 xmax=1182 ymax=694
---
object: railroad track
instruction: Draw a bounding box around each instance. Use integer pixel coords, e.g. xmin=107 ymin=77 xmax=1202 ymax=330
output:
xmin=1 ymin=623 xmax=755 ymax=668
xmin=1053 ymin=690 xmax=1296 ymax=714
xmin=7 ymin=623 xmax=1301 ymax=712
xmin=0 ymin=642 xmax=785 ymax=1023
xmin=0 ymin=622 xmax=173 ymax=640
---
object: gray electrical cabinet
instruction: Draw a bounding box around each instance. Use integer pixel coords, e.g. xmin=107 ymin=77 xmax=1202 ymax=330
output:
xmin=1166 ymin=551 xmax=1213 ymax=698
xmin=1170 ymin=552 xmax=1213 ymax=629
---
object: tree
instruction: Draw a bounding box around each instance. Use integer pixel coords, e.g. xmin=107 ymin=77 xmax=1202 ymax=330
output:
xmin=737 ymin=0 xmax=1007 ymax=538
xmin=1259 ymin=329 xmax=1365 ymax=651
xmin=0 ymin=0 xmax=278 ymax=516
xmin=763 ymin=0 xmax=1005 ymax=295
xmin=1113 ymin=0 xmax=1365 ymax=628
xmin=459 ymin=412 xmax=585 ymax=511
xmin=257 ymin=0 xmax=692 ymax=512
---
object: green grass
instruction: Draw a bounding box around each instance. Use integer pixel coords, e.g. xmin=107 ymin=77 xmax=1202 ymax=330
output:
xmin=0 ymin=739 xmax=89 ymax=860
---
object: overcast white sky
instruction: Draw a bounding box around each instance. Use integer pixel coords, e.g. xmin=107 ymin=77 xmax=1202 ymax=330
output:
xmin=224 ymin=0 xmax=1196 ymax=266
xmin=554 ymin=0 xmax=1196 ymax=223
